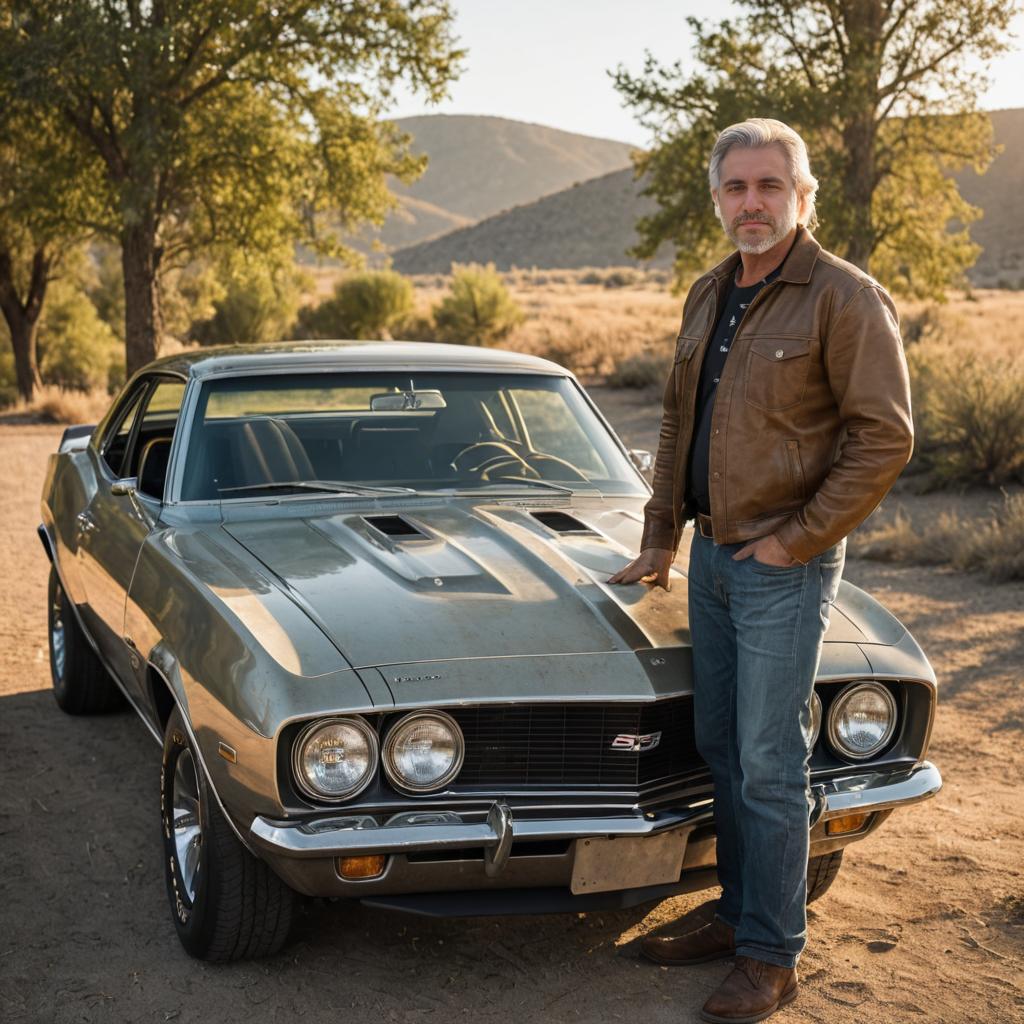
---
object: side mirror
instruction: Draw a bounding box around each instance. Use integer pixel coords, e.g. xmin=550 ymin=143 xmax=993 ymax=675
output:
xmin=111 ymin=476 xmax=155 ymax=528
xmin=111 ymin=476 xmax=139 ymax=496
xmin=628 ymin=449 xmax=653 ymax=473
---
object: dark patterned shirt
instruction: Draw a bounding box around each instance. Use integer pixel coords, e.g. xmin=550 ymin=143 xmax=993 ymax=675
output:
xmin=686 ymin=263 xmax=783 ymax=516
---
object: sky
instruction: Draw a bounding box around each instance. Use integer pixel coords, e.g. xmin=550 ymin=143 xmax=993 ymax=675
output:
xmin=390 ymin=0 xmax=1024 ymax=146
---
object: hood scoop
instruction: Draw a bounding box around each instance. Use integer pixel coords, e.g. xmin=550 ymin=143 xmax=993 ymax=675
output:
xmin=362 ymin=514 xmax=428 ymax=540
xmin=530 ymin=510 xmax=595 ymax=534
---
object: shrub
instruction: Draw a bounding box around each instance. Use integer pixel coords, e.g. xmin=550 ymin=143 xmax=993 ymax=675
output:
xmin=603 ymin=268 xmax=639 ymax=289
xmin=191 ymin=264 xmax=301 ymax=347
xmin=433 ymin=262 xmax=524 ymax=345
xmin=605 ymin=350 xmax=667 ymax=388
xmin=852 ymin=493 xmax=1024 ymax=582
xmin=900 ymin=304 xmax=942 ymax=345
xmin=29 ymin=384 xmax=112 ymax=424
xmin=296 ymin=269 xmax=413 ymax=340
xmin=391 ymin=312 xmax=439 ymax=343
xmin=908 ymin=342 xmax=1024 ymax=487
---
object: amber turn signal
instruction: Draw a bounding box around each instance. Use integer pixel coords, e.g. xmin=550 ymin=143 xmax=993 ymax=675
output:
xmin=336 ymin=855 xmax=386 ymax=879
xmin=825 ymin=812 xmax=871 ymax=836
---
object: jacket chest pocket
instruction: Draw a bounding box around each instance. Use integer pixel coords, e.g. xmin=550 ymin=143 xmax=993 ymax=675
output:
xmin=744 ymin=336 xmax=812 ymax=411
xmin=675 ymin=335 xmax=700 ymax=363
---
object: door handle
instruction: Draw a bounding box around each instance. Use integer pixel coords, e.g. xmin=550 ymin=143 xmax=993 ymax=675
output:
xmin=75 ymin=511 xmax=96 ymax=534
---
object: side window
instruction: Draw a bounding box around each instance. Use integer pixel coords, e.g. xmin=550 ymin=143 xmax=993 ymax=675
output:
xmin=100 ymin=386 xmax=148 ymax=477
xmin=133 ymin=380 xmax=186 ymax=498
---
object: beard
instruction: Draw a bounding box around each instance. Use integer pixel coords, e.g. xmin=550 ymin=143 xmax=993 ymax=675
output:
xmin=717 ymin=193 xmax=799 ymax=254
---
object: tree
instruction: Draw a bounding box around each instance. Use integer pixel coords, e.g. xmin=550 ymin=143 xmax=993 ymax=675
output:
xmin=0 ymin=41 xmax=105 ymax=401
xmin=612 ymin=1 xmax=1017 ymax=298
xmin=2 ymin=1 xmax=463 ymax=375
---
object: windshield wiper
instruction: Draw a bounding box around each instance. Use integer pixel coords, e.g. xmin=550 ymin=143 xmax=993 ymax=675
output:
xmin=454 ymin=478 xmax=582 ymax=495
xmin=219 ymin=480 xmax=416 ymax=497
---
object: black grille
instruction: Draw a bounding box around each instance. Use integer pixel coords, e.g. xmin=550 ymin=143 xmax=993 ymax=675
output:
xmin=448 ymin=697 xmax=702 ymax=789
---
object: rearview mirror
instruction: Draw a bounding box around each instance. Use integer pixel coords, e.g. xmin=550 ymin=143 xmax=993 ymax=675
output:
xmin=370 ymin=389 xmax=446 ymax=411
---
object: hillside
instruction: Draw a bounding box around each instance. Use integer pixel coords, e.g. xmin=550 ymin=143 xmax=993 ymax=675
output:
xmin=342 ymin=115 xmax=635 ymax=255
xmin=392 ymin=166 xmax=671 ymax=273
xmin=388 ymin=109 xmax=1024 ymax=282
xmin=956 ymin=108 xmax=1024 ymax=287
xmin=392 ymin=114 xmax=635 ymax=221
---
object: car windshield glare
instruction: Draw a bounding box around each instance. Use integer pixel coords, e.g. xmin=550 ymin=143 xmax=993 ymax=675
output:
xmin=178 ymin=371 xmax=644 ymax=501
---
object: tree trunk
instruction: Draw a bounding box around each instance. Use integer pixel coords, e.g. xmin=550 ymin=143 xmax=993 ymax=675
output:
xmin=841 ymin=115 xmax=877 ymax=271
xmin=0 ymin=247 xmax=49 ymax=403
xmin=840 ymin=0 xmax=885 ymax=271
xmin=121 ymin=222 xmax=163 ymax=376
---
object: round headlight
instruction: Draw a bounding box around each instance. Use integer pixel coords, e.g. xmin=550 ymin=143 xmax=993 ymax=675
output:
xmin=804 ymin=690 xmax=823 ymax=751
xmin=383 ymin=710 xmax=464 ymax=793
xmin=826 ymin=683 xmax=897 ymax=761
xmin=292 ymin=717 xmax=378 ymax=801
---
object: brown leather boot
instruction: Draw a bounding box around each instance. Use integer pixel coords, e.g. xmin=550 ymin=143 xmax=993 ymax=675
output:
xmin=640 ymin=916 xmax=736 ymax=965
xmin=700 ymin=955 xmax=798 ymax=1023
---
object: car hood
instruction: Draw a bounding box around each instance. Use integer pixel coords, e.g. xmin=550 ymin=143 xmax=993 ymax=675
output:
xmin=218 ymin=497 xmax=890 ymax=678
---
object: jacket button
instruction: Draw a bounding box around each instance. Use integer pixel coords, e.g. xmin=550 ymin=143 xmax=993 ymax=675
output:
xmin=712 ymin=472 xmax=720 ymax=480
xmin=775 ymin=349 xmax=784 ymax=358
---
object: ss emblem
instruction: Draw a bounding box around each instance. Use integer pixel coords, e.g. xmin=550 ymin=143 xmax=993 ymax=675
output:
xmin=610 ymin=731 xmax=662 ymax=752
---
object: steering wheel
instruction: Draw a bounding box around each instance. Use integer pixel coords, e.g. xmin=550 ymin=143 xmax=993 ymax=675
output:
xmin=450 ymin=441 xmax=541 ymax=479
xmin=522 ymin=452 xmax=590 ymax=483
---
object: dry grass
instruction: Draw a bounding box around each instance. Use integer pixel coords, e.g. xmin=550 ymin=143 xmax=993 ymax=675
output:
xmin=0 ymin=384 xmax=111 ymax=425
xmin=852 ymin=491 xmax=1024 ymax=581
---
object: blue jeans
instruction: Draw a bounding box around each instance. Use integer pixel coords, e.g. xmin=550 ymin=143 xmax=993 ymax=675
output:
xmin=687 ymin=531 xmax=846 ymax=968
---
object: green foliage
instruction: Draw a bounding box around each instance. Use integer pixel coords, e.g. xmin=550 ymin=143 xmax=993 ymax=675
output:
xmin=0 ymin=57 xmax=108 ymax=399
xmin=79 ymin=245 xmax=127 ymax=342
xmin=161 ymin=260 xmax=227 ymax=344
xmin=611 ymin=1 xmax=1014 ymax=298
xmin=35 ymin=280 xmax=122 ymax=391
xmin=433 ymin=263 xmax=524 ymax=345
xmin=191 ymin=264 xmax=303 ymax=347
xmin=1 ymin=1 xmax=464 ymax=370
xmin=297 ymin=270 xmax=414 ymax=340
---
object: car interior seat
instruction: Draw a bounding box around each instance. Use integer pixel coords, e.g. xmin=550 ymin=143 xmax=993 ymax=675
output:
xmin=233 ymin=417 xmax=317 ymax=486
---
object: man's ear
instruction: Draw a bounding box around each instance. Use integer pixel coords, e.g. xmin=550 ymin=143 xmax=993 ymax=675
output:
xmin=796 ymin=190 xmax=810 ymax=225
xmin=711 ymin=188 xmax=720 ymax=218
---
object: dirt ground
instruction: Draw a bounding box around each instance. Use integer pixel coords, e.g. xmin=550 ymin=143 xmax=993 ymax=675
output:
xmin=1 ymin=398 xmax=1022 ymax=1024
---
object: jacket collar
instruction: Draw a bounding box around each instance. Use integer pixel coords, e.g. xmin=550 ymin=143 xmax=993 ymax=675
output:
xmin=707 ymin=225 xmax=821 ymax=287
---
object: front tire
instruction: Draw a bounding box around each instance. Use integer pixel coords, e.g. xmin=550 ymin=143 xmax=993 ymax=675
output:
xmin=48 ymin=565 xmax=124 ymax=714
xmin=806 ymin=849 xmax=844 ymax=904
xmin=160 ymin=708 xmax=294 ymax=961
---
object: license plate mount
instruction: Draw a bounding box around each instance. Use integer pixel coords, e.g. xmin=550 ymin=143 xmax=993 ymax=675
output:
xmin=570 ymin=829 xmax=688 ymax=895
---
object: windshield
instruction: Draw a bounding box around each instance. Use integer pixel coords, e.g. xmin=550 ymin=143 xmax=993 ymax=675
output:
xmin=179 ymin=371 xmax=644 ymax=500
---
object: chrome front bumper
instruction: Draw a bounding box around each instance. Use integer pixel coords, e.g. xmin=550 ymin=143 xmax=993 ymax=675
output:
xmin=250 ymin=760 xmax=942 ymax=866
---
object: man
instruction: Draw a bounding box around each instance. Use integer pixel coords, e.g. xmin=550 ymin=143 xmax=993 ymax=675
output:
xmin=608 ymin=118 xmax=913 ymax=1023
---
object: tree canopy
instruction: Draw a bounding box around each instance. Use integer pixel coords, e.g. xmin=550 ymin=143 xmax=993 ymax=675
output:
xmin=0 ymin=35 xmax=106 ymax=400
xmin=612 ymin=0 xmax=1017 ymax=298
xmin=1 ymin=1 xmax=464 ymax=374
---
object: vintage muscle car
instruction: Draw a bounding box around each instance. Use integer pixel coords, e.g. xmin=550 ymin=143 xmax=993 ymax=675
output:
xmin=39 ymin=340 xmax=941 ymax=961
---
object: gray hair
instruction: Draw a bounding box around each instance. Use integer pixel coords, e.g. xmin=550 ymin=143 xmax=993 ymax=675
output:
xmin=708 ymin=118 xmax=819 ymax=229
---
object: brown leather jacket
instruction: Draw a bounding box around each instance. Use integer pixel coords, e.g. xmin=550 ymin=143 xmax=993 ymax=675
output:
xmin=640 ymin=226 xmax=913 ymax=564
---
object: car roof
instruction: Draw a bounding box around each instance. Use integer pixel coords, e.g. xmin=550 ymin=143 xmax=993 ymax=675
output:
xmin=143 ymin=340 xmax=568 ymax=380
